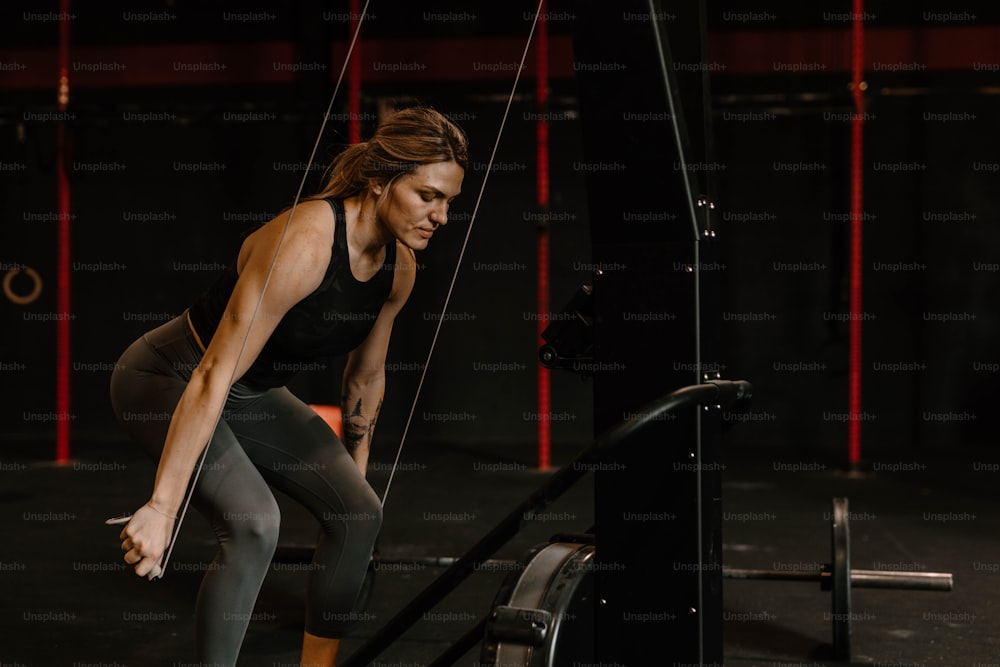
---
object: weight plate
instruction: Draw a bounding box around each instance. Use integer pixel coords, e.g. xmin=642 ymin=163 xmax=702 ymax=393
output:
xmin=481 ymin=542 xmax=595 ymax=667
xmin=831 ymin=497 xmax=852 ymax=660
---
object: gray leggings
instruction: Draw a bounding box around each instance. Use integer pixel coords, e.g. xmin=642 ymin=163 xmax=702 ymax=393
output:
xmin=110 ymin=313 xmax=382 ymax=666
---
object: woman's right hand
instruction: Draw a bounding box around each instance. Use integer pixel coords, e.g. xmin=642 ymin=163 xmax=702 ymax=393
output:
xmin=119 ymin=502 xmax=176 ymax=579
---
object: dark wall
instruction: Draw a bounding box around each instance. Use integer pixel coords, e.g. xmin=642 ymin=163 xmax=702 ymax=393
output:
xmin=3 ymin=1 xmax=999 ymax=462
xmin=713 ymin=88 xmax=1000 ymax=454
xmin=1 ymin=90 xmax=595 ymax=449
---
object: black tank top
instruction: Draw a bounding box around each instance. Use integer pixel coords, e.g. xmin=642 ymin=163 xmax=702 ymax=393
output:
xmin=188 ymin=198 xmax=396 ymax=389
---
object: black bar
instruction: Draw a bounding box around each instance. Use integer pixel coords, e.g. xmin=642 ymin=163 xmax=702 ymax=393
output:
xmin=374 ymin=556 xmax=517 ymax=568
xmin=573 ymin=1 xmax=722 ymax=664
xmin=341 ymin=380 xmax=750 ymax=667
xmin=723 ymin=568 xmax=824 ymax=583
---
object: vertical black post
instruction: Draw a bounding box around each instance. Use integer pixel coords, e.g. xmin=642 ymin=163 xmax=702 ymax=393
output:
xmin=573 ymin=1 xmax=721 ymax=664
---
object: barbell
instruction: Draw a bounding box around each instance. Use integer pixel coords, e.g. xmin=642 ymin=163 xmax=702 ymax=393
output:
xmin=273 ymin=497 xmax=953 ymax=662
xmin=723 ymin=497 xmax=953 ymax=660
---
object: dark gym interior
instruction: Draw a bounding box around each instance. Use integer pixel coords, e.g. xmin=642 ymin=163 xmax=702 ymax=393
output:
xmin=2 ymin=1 xmax=998 ymax=665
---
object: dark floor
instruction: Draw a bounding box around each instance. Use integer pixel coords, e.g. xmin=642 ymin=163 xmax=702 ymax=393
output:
xmin=2 ymin=435 xmax=997 ymax=666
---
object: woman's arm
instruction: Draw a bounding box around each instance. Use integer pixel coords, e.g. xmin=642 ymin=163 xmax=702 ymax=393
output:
xmin=121 ymin=201 xmax=334 ymax=578
xmin=340 ymin=244 xmax=416 ymax=476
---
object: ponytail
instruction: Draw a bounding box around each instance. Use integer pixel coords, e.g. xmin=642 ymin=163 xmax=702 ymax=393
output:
xmin=317 ymin=142 xmax=370 ymax=200
xmin=309 ymin=107 xmax=468 ymax=204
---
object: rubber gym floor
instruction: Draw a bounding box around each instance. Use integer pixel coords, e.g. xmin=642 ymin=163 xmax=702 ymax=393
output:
xmin=3 ymin=435 xmax=996 ymax=666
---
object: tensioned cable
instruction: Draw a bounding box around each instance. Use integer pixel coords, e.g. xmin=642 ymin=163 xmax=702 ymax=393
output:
xmin=154 ymin=1 xmax=372 ymax=579
xmin=380 ymin=0 xmax=546 ymax=508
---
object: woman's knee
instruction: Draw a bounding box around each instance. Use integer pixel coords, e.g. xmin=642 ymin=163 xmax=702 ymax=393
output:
xmin=360 ymin=491 xmax=383 ymax=538
xmin=326 ymin=486 xmax=382 ymax=540
xmin=223 ymin=500 xmax=281 ymax=558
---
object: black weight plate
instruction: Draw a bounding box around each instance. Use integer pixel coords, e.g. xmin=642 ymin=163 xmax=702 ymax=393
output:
xmin=481 ymin=542 xmax=595 ymax=667
xmin=831 ymin=497 xmax=852 ymax=660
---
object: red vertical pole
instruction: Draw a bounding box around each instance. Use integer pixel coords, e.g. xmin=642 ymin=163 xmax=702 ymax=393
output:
xmin=536 ymin=8 xmax=551 ymax=471
xmin=848 ymin=1 xmax=865 ymax=468
xmin=56 ymin=0 xmax=72 ymax=463
xmin=348 ymin=0 xmax=362 ymax=144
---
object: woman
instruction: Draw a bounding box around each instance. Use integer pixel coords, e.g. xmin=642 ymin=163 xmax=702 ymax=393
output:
xmin=109 ymin=107 xmax=467 ymax=667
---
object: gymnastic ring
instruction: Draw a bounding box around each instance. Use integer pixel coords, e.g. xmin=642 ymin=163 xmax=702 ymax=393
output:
xmin=3 ymin=266 xmax=43 ymax=305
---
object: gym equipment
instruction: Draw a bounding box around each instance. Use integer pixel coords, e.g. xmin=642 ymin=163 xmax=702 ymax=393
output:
xmin=338 ymin=380 xmax=752 ymax=667
xmin=354 ymin=497 xmax=953 ymax=664
xmin=480 ymin=539 xmax=595 ymax=667
xmin=723 ymin=497 xmax=952 ymax=660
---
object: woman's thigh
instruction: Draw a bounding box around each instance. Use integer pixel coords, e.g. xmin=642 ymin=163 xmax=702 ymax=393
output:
xmin=224 ymin=388 xmax=382 ymax=530
xmin=109 ymin=328 xmax=277 ymax=523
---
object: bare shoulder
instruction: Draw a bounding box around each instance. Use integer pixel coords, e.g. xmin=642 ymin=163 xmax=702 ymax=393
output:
xmin=389 ymin=241 xmax=417 ymax=304
xmin=238 ymin=199 xmax=336 ymax=296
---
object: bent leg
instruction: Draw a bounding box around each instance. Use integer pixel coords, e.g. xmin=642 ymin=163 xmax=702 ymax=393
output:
xmin=110 ymin=327 xmax=280 ymax=667
xmin=226 ymin=387 xmax=383 ymax=638
xmin=189 ymin=435 xmax=280 ymax=666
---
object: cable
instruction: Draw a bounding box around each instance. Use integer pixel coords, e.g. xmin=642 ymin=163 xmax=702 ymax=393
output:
xmin=157 ymin=1 xmax=372 ymax=578
xmin=380 ymin=0 xmax=547 ymax=508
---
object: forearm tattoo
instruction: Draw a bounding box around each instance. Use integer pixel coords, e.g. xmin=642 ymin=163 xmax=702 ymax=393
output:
xmin=341 ymin=397 xmax=382 ymax=455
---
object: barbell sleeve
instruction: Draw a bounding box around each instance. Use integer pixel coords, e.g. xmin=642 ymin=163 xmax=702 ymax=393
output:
xmin=722 ymin=567 xmax=953 ymax=591
xmin=849 ymin=570 xmax=953 ymax=591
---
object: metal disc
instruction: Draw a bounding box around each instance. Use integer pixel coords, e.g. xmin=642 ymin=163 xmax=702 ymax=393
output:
xmin=831 ymin=497 xmax=852 ymax=660
xmin=480 ymin=542 xmax=595 ymax=667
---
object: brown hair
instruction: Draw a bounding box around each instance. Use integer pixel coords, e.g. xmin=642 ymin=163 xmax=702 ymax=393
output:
xmin=311 ymin=107 xmax=468 ymax=204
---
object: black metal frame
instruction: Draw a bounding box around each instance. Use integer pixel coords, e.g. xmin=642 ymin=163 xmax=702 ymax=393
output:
xmin=341 ymin=380 xmax=751 ymax=667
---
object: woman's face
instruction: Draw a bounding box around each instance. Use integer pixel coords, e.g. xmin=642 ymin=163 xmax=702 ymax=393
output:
xmin=376 ymin=160 xmax=464 ymax=251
